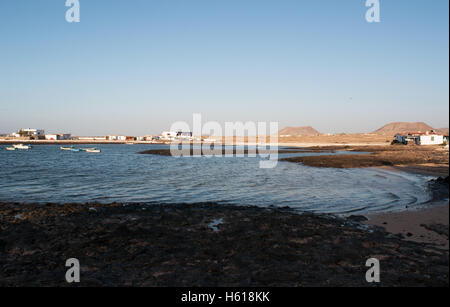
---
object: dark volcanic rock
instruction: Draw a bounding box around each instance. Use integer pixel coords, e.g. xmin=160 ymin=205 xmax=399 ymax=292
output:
xmin=0 ymin=202 xmax=448 ymax=287
xmin=348 ymin=215 xmax=369 ymax=222
xmin=428 ymin=176 xmax=450 ymax=201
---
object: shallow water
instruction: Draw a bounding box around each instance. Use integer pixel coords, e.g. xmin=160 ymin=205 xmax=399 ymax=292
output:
xmin=0 ymin=144 xmax=433 ymax=215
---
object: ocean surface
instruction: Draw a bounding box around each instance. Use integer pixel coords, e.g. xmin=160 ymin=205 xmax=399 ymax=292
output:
xmin=0 ymin=144 xmax=434 ymax=215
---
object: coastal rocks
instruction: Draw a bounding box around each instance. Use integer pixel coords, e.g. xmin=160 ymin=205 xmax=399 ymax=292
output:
xmin=0 ymin=202 xmax=448 ymax=287
xmin=428 ymin=176 xmax=450 ymax=201
xmin=281 ymin=146 xmax=449 ymax=170
xmin=347 ymin=215 xmax=369 ymax=223
xmin=421 ymin=224 xmax=449 ymax=238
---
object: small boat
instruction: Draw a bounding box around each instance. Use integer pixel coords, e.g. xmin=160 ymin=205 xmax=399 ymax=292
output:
xmin=6 ymin=147 xmax=16 ymax=151
xmin=13 ymin=144 xmax=30 ymax=150
xmin=79 ymin=147 xmax=97 ymax=152
xmin=60 ymin=146 xmax=74 ymax=151
xmin=70 ymin=148 xmax=81 ymax=152
xmin=86 ymin=149 xmax=101 ymax=153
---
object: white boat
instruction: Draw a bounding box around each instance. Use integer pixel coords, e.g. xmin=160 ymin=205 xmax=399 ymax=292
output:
xmin=86 ymin=149 xmax=101 ymax=153
xmin=6 ymin=147 xmax=16 ymax=151
xmin=12 ymin=144 xmax=30 ymax=150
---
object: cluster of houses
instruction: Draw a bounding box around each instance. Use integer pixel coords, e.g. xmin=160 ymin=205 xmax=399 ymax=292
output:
xmin=3 ymin=129 xmax=72 ymax=141
xmin=394 ymin=130 xmax=449 ymax=146
xmin=161 ymin=131 xmax=195 ymax=141
xmin=1 ymin=128 xmax=201 ymax=143
xmin=76 ymin=131 xmax=198 ymax=142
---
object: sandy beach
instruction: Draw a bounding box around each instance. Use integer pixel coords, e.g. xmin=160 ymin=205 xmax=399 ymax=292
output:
xmin=364 ymin=202 xmax=449 ymax=250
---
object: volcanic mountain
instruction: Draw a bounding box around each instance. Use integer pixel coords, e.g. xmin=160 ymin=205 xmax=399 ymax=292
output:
xmin=373 ymin=122 xmax=434 ymax=135
xmin=278 ymin=126 xmax=321 ymax=136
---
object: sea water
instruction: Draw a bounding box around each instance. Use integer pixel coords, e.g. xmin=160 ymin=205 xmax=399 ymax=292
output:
xmin=0 ymin=144 xmax=433 ymax=215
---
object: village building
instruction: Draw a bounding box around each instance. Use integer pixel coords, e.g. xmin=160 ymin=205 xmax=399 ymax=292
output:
xmin=106 ymin=135 xmax=126 ymax=141
xmin=416 ymin=134 xmax=444 ymax=145
xmin=18 ymin=128 xmax=45 ymax=139
xmin=45 ymin=133 xmax=72 ymax=141
xmin=161 ymin=131 xmax=193 ymax=141
xmin=394 ymin=130 xmax=446 ymax=146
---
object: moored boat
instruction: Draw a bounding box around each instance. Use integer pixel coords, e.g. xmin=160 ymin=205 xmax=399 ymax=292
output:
xmin=13 ymin=144 xmax=31 ymax=150
xmin=6 ymin=147 xmax=16 ymax=151
xmin=60 ymin=146 xmax=74 ymax=151
xmin=86 ymin=149 xmax=101 ymax=153
xmin=12 ymin=144 xmax=31 ymax=150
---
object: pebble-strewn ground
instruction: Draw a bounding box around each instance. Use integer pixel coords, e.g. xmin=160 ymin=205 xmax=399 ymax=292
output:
xmin=0 ymin=202 xmax=448 ymax=287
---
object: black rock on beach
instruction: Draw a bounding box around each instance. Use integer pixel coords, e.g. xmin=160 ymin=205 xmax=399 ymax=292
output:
xmin=0 ymin=202 xmax=448 ymax=287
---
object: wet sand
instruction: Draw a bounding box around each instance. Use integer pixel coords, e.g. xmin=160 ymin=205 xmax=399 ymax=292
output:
xmin=0 ymin=202 xmax=448 ymax=287
xmin=364 ymin=203 xmax=449 ymax=250
xmin=363 ymin=173 xmax=449 ymax=250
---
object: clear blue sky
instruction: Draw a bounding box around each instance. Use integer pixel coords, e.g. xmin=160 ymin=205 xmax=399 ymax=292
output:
xmin=0 ymin=0 xmax=448 ymax=135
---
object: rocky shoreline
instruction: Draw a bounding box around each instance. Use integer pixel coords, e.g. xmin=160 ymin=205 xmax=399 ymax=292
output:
xmin=0 ymin=202 xmax=448 ymax=287
xmin=280 ymin=145 xmax=449 ymax=172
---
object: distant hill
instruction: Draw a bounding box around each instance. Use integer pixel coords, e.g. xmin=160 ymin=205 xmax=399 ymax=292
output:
xmin=279 ymin=126 xmax=321 ymax=136
xmin=436 ymin=128 xmax=449 ymax=135
xmin=373 ymin=122 xmax=434 ymax=135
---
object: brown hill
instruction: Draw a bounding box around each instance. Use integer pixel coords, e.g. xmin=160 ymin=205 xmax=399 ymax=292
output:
xmin=436 ymin=128 xmax=449 ymax=135
xmin=373 ymin=122 xmax=434 ymax=135
xmin=279 ymin=126 xmax=321 ymax=136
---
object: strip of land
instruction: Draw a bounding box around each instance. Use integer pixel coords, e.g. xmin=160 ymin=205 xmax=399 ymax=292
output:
xmin=281 ymin=145 xmax=449 ymax=176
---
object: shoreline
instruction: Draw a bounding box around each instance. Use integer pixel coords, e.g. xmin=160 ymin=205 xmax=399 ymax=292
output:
xmin=0 ymin=140 xmax=167 ymax=145
xmin=0 ymin=202 xmax=448 ymax=286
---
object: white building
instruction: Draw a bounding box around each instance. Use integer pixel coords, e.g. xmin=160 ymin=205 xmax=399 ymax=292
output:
xmin=417 ymin=134 xmax=445 ymax=145
xmin=107 ymin=135 xmax=126 ymax=141
xmin=45 ymin=134 xmax=58 ymax=140
xmin=161 ymin=131 xmax=193 ymax=141
xmin=161 ymin=131 xmax=178 ymax=140
xmin=19 ymin=128 xmax=45 ymax=137
xmin=45 ymin=134 xmax=71 ymax=141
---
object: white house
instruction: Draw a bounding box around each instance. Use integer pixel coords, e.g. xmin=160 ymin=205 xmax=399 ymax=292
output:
xmin=161 ymin=131 xmax=193 ymax=141
xmin=45 ymin=134 xmax=71 ymax=140
xmin=161 ymin=131 xmax=178 ymax=140
xmin=19 ymin=128 xmax=45 ymax=137
xmin=45 ymin=134 xmax=58 ymax=140
xmin=107 ymin=135 xmax=126 ymax=141
xmin=417 ymin=134 xmax=445 ymax=145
